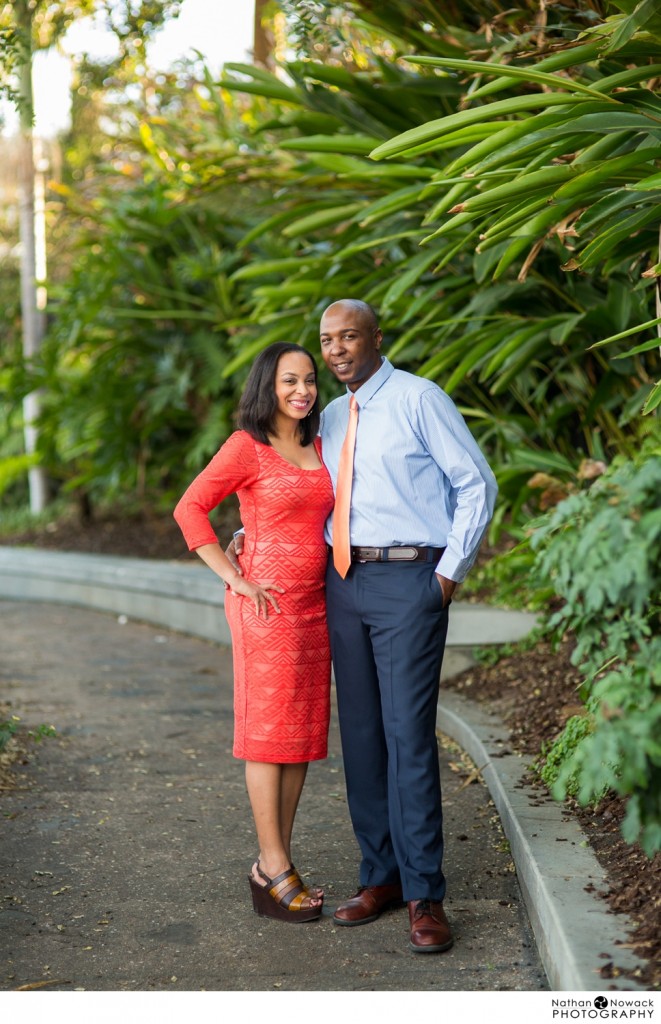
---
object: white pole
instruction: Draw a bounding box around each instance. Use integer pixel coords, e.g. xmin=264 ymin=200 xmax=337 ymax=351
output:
xmin=16 ymin=3 xmax=49 ymax=513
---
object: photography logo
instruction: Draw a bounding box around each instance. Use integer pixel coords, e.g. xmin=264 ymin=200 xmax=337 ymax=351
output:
xmin=550 ymin=996 xmax=655 ymax=1019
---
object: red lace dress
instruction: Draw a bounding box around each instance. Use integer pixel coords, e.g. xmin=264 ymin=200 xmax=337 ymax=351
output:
xmin=174 ymin=430 xmax=334 ymax=763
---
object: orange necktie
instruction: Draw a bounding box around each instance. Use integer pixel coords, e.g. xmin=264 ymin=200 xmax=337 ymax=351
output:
xmin=333 ymin=395 xmax=358 ymax=578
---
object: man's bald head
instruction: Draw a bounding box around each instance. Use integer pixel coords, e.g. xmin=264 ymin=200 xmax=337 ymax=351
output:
xmin=322 ymin=299 xmax=379 ymax=334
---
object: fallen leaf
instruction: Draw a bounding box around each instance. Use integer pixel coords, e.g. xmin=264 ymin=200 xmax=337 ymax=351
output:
xmin=14 ymin=980 xmax=71 ymax=991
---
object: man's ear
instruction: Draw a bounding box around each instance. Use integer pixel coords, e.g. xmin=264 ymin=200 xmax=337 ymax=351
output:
xmin=374 ymin=329 xmax=383 ymax=350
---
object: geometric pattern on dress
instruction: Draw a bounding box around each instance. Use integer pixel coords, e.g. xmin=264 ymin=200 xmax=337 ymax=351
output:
xmin=175 ymin=430 xmax=334 ymax=763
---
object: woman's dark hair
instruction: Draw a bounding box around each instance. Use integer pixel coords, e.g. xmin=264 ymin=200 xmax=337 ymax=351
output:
xmin=237 ymin=342 xmax=321 ymax=446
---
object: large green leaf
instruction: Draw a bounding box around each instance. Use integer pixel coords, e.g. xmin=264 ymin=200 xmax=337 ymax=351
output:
xmin=629 ymin=172 xmax=661 ymax=189
xmin=589 ymin=316 xmax=661 ymax=349
xmin=231 ymin=258 xmax=317 ymax=282
xmin=567 ymin=205 xmax=661 ymax=270
xmin=642 ymin=382 xmax=661 ymax=413
xmin=575 ymin=191 xmax=651 ymax=232
xmin=281 ymin=202 xmax=367 ymax=238
xmin=465 ymin=41 xmax=605 ymax=100
xmin=614 ymin=336 xmax=661 ymax=357
xmin=334 ymin=229 xmax=423 ymax=259
xmin=358 ymin=184 xmax=426 ymax=227
xmin=557 ymin=148 xmax=661 ymax=199
xmin=477 ymin=197 xmax=550 ymax=249
xmin=380 ymin=244 xmax=449 ymax=310
xmin=492 ymin=202 xmax=579 ymax=279
xmin=591 ymin=64 xmax=661 ymax=92
xmin=220 ymin=78 xmax=301 ymax=104
xmin=442 ymin=103 xmax=620 ymax=176
xmin=491 ymin=333 xmax=553 ymax=394
xmin=220 ymin=64 xmax=302 ymax=104
xmin=278 ymin=134 xmax=383 ymax=155
xmin=480 ymin=318 xmax=566 ymax=379
xmin=302 ymin=152 xmax=436 ymax=179
xmin=370 ymin=95 xmax=593 ymax=162
xmin=404 ymin=56 xmax=610 ymax=100
xmin=456 ymin=166 xmax=576 ymax=214
xmin=604 ymin=0 xmax=661 ymax=53
xmin=443 ymin=332 xmax=504 ymax=393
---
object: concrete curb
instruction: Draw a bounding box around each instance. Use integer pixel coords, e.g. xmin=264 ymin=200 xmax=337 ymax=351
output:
xmin=437 ymin=692 xmax=648 ymax=991
xmin=0 ymin=547 xmax=232 ymax=646
xmin=0 ymin=546 xmax=648 ymax=990
xmin=0 ymin=546 xmax=538 ymax=649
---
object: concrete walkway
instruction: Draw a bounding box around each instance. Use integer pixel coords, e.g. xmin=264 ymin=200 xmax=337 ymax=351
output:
xmin=0 ymin=548 xmax=650 ymax=992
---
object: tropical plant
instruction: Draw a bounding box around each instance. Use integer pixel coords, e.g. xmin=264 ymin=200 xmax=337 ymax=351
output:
xmin=370 ymin=3 xmax=661 ymax=411
xmin=0 ymin=0 xmax=184 ymax=513
xmin=531 ymin=425 xmax=661 ymax=855
xmin=6 ymin=0 xmax=660 ymax=519
xmin=215 ymin=0 xmax=659 ymax=522
xmin=37 ymin=96 xmax=253 ymax=505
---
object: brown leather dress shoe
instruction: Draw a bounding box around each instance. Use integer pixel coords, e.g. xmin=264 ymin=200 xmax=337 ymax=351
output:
xmin=408 ymin=899 xmax=453 ymax=953
xmin=333 ymin=884 xmax=404 ymax=927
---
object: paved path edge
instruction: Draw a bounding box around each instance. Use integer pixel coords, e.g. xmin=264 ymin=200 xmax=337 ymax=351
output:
xmin=437 ymin=692 xmax=648 ymax=992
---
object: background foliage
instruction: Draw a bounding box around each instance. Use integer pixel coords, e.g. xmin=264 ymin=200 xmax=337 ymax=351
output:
xmin=3 ymin=0 xmax=658 ymax=513
xmin=532 ymin=423 xmax=661 ymax=855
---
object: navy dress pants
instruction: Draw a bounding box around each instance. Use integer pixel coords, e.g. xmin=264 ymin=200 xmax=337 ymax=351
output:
xmin=325 ymin=556 xmax=449 ymax=901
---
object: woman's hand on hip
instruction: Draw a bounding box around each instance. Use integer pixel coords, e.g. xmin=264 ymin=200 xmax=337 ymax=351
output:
xmin=228 ymin=575 xmax=284 ymax=617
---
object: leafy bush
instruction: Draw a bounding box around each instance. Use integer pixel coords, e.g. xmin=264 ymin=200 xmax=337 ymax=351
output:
xmin=531 ymin=428 xmax=661 ymax=855
xmin=0 ymin=716 xmax=19 ymax=752
xmin=459 ymin=537 xmax=552 ymax=610
xmin=0 ymin=715 xmax=56 ymax=753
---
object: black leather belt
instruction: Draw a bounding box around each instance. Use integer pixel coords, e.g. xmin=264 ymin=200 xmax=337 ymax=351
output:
xmin=350 ymin=546 xmax=445 ymax=563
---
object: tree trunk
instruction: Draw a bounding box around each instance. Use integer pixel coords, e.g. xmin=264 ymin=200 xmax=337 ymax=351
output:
xmin=253 ymin=0 xmax=275 ymax=70
xmin=15 ymin=0 xmax=49 ymax=512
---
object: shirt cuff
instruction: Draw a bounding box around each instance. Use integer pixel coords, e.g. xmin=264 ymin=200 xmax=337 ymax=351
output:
xmin=435 ymin=551 xmax=472 ymax=583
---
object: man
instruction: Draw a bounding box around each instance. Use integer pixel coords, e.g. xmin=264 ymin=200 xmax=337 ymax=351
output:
xmin=234 ymin=298 xmax=497 ymax=953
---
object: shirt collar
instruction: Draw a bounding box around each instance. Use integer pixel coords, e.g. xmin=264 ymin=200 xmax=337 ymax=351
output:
xmin=350 ymin=357 xmax=394 ymax=408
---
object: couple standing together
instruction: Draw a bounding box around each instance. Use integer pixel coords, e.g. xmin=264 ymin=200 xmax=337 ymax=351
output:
xmin=174 ymin=299 xmax=497 ymax=954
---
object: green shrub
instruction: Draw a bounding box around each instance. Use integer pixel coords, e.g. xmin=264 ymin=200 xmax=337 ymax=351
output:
xmin=531 ymin=429 xmax=661 ymax=855
xmin=0 ymin=716 xmax=56 ymax=754
xmin=537 ymin=704 xmax=602 ymax=804
xmin=0 ymin=716 xmax=19 ymax=752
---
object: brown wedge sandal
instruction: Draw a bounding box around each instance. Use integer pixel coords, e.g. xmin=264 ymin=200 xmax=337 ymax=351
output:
xmin=248 ymin=862 xmax=322 ymax=923
xmin=290 ymin=863 xmax=324 ymax=900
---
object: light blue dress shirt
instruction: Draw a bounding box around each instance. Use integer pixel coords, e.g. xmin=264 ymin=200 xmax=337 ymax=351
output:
xmin=320 ymin=357 xmax=498 ymax=582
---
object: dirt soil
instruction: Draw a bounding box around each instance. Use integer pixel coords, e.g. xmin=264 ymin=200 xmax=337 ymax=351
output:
xmin=1 ymin=508 xmax=659 ymax=990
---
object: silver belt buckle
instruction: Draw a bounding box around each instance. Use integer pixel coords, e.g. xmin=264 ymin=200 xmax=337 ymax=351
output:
xmin=389 ymin=546 xmax=418 ymax=561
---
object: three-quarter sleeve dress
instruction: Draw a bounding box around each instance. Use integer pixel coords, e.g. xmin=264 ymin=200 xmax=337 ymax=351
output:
xmin=174 ymin=430 xmax=335 ymax=764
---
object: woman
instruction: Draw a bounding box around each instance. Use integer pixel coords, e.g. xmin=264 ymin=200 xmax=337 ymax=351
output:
xmin=174 ymin=342 xmax=334 ymax=924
